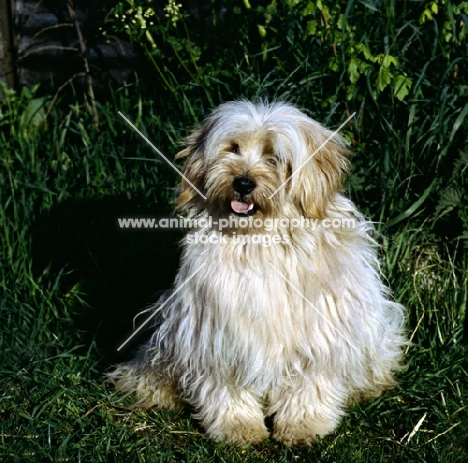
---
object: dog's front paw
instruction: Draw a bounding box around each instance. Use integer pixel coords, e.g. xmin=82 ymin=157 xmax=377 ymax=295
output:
xmin=273 ymin=416 xmax=336 ymax=447
xmin=195 ymin=387 xmax=269 ymax=445
xmin=107 ymin=363 xmax=183 ymax=410
xmin=208 ymin=420 xmax=269 ymax=445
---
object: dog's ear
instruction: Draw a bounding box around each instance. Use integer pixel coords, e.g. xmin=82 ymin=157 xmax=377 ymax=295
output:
xmin=291 ymin=121 xmax=350 ymax=218
xmin=175 ymin=128 xmax=207 ymax=213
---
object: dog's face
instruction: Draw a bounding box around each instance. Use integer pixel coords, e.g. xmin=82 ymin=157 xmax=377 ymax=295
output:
xmin=176 ymin=101 xmax=350 ymax=220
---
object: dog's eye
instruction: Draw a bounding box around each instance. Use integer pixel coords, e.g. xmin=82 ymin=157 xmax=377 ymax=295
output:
xmin=267 ymin=157 xmax=277 ymax=166
xmin=230 ymin=142 xmax=240 ymax=155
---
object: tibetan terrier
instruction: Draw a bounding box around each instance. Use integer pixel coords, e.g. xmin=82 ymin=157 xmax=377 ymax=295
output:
xmin=108 ymin=101 xmax=407 ymax=446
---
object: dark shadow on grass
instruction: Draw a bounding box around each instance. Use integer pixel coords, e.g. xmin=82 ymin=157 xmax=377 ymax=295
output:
xmin=31 ymin=196 xmax=183 ymax=363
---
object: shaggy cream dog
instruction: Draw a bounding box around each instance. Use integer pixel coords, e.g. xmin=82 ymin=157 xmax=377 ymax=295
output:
xmin=108 ymin=101 xmax=406 ymax=446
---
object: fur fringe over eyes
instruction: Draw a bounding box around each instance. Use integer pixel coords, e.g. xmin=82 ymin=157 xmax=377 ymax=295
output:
xmin=108 ymin=100 xmax=407 ymax=447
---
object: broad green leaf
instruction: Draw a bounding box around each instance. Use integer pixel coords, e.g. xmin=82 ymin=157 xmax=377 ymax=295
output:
xmin=306 ymin=20 xmax=318 ymax=36
xmin=348 ymin=58 xmax=361 ymax=84
xmin=356 ymin=43 xmax=375 ymax=62
xmin=393 ymin=75 xmax=412 ymax=101
xmin=382 ymin=55 xmax=399 ymax=68
xmin=377 ymin=66 xmax=393 ymax=91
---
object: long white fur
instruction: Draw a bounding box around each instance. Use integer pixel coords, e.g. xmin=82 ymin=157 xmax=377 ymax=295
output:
xmin=108 ymin=101 xmax=407 ymax=446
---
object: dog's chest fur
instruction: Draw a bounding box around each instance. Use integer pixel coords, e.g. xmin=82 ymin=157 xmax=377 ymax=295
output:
xmin=171 ymin=221 xmax=373 ymax=389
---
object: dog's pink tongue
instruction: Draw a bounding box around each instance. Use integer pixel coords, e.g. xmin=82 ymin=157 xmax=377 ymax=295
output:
xmin=231 ymin=200 xmax=253 ymax=214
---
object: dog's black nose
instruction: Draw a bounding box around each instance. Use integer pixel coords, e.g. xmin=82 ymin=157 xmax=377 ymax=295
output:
xmin=233 ymin=177 xmax=256 ymax=196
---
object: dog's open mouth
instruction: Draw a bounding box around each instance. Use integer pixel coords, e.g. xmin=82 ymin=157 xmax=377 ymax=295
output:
xmin=230 ymin=200 xmax=255 ymax=215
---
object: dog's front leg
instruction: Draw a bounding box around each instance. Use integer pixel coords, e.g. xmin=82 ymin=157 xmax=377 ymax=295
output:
xmin=191 ymin=381 xmax=269 ymax=445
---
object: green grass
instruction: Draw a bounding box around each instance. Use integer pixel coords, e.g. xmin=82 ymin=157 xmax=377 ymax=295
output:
xmin=1 ymin=0 xmax=468 ymax=460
